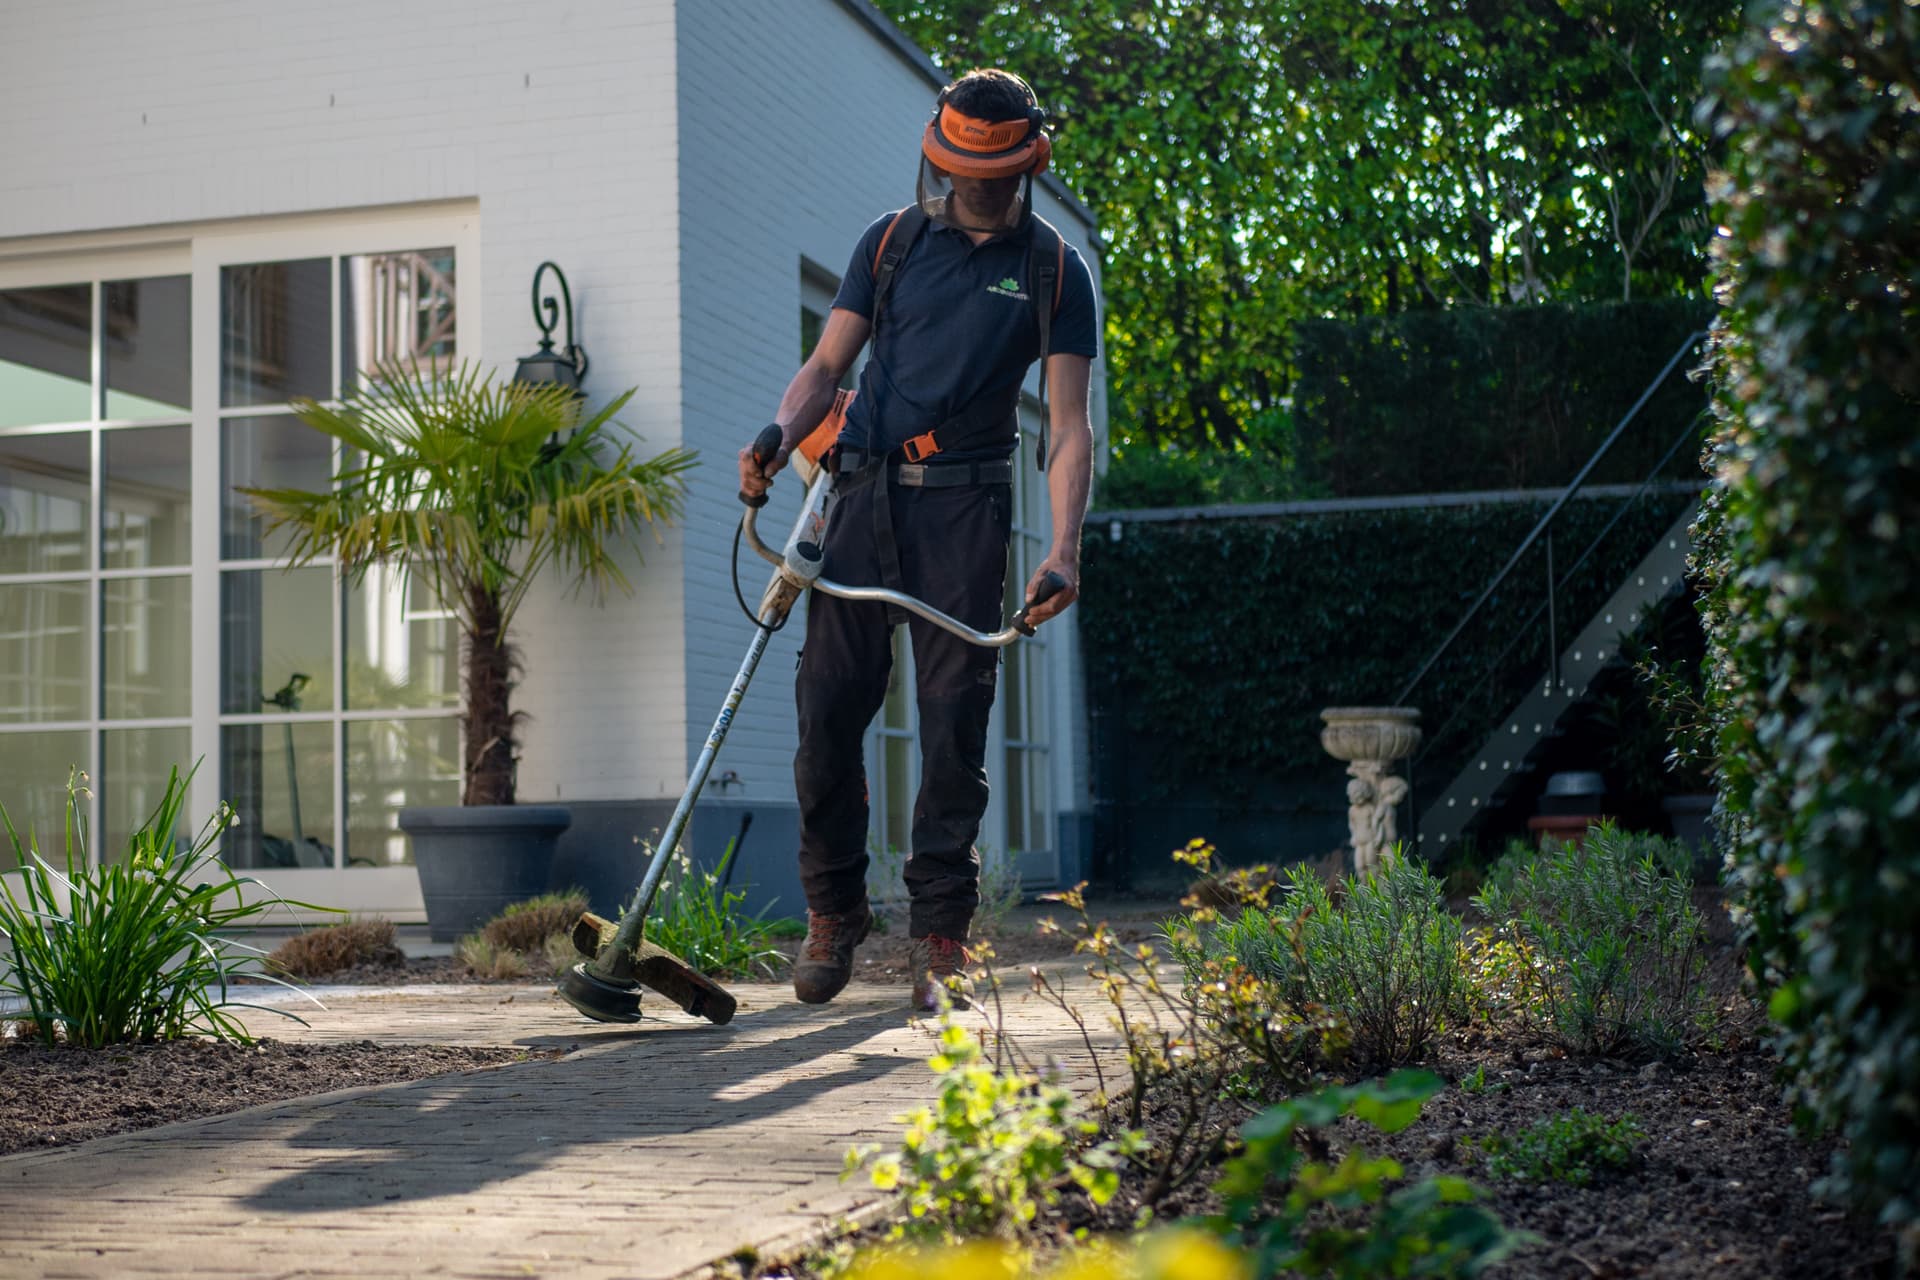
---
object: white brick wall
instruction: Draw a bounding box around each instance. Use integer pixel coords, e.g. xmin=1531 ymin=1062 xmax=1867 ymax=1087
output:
xmin=0 ymin=0 xmax=692 ymax=803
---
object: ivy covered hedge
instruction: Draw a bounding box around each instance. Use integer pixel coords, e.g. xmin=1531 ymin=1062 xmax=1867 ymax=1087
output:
xmin=1293 ymin=300 xmax=1711 ymax=497
xmin=1699 ymin=0 xmax=1920 ymax=1254
xmin=1079 ymin=491 xmax=1691 ymax=797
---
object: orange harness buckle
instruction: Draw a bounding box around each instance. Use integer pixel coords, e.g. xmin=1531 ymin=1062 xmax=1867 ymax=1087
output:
xmin=901 ymin=432 xmax=942 ymax=463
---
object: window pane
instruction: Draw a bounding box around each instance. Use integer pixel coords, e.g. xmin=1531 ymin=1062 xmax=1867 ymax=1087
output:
xmin=1003 ymin=645 xmax=1025 ymax=741
xmin=0 ymin=731 xmax=88 ymax=871
xmin=884 ymin=734 xmax=911 ymax=858
xmin=221 ymin=721 xmax=334 ymax=869
xmin=345 ymin=567 xmax=458 ymax=710
xmin=1027 ymin=753 xmax=1049 ymax=857
xmin=221 ymin=566 xmax=335 ymax=714
xmin=0 ymin=432 xmax=89 ymax=573
xmin=882 ymin=629 xmax=911 ymax=730
xmin=103 ymin=425 xmax=191 ymax=568
xmin=0 ymin=285 xmax=91 ymax=428
xmin=0 ymin=581 xmax=88 ymax=722
xmin=103 ymin=276 xmax=190 ymax=419
xmin=221 ymin=259 xmax=331 ymax=407
xmin=801 ymin=306 xmax=824 ymax=363
xmin=341 ymin=248 xmax=455 ymax=391
xmin=221 ymin=414 xmax=331 ymax=560
xmin=103 ymin=576 xmax=191 ymax=719
xmin=100 ymin=727 xmax=192 ymax=864
xmin=1004 ymin=744 xmax=1027 ymax=853
xmin=345 ymin=716 xmax=459 ymax=867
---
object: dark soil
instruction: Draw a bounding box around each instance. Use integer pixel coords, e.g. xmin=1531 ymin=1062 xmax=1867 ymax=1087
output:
xmin=747 ymin=890 xmax=1904 ymax=1280
xmin=0 ymin=1037 xmax=551 ymax=1155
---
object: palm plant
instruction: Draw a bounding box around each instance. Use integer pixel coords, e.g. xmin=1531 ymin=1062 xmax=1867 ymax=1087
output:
xmin=243 ymin=359 xmax=694 ymax=807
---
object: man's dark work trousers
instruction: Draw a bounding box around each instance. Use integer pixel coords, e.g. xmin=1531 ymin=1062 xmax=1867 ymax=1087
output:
xmin=794 ymin=471 xmax=1011 ymax=940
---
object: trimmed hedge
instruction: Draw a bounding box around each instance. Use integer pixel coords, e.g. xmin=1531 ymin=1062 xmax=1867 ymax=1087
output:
xmin=1700 ymin=0 xmax=1920 ymax=1253
xmin=1079 ymin=491 xmax=1691 ymax=796
xmin=1294 ymin=300 xmax=1711 ymax=497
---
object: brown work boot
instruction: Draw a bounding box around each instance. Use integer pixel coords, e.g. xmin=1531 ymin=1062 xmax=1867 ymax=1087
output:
xmin=792 ymin=904 xmax=873 ymax=1004
xmin=909 ymin=934 xmax=975 ymax=1012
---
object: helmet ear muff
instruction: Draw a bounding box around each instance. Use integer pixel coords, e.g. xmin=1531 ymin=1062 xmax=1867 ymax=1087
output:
xmin=1030 ymin=132 xmax=1051 ymax=176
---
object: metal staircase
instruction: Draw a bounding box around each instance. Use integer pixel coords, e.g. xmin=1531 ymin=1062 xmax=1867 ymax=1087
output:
xmin=1393 ymin=330 xmax=1709 ymax=855
xmin=1412 ymin=504 xmax=1694 ymax=852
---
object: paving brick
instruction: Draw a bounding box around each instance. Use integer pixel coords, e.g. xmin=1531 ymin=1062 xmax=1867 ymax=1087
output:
xmin=0 ymin=979 xmax=1123 ymax=1278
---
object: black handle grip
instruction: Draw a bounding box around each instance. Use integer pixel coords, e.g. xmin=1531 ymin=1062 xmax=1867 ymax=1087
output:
xmin=1012 ymin=570 xmax=1071 ymax=636
xmin=740 ymin=424 xmax=785 ymax=509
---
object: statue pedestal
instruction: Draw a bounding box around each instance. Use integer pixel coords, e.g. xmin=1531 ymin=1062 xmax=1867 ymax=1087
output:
xmin=1320 ymin=707 xmax=1422 ymax=876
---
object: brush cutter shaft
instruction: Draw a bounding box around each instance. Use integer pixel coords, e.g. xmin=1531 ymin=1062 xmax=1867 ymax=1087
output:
xmin=599 ymin=621 xmax=773 ymax=968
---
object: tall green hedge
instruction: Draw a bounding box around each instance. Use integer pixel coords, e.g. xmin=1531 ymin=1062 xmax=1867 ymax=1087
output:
xmin=1294 ymin=300 xmax=1711 ymax=497
xmin=1079 ymin=491 xmax=1691 ymax=795
xmin=1700 ymin=0 xmax=1920 ymax=1255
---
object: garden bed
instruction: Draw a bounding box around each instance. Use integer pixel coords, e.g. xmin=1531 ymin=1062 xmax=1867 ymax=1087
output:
xmin=0 ymin=1037 xmax=551 ymax=1156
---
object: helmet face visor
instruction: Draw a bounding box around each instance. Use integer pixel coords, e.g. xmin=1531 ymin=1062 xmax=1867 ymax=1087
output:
xmin=916 ymin=155 xmax=1032 ymax=234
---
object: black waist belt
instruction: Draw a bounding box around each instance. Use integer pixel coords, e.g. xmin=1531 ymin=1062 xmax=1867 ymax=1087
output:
xmin=835 ymin=450 xmax=1013 ymax=488
xmin=831 ymin=449 xmax=1012 ymax=625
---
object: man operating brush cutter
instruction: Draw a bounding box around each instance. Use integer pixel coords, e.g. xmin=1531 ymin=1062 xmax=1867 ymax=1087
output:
xmin=556 ymin=69 xmax=1090 ymax=1027
xmin=740 ymin=68 xmax=1098 ymax=1013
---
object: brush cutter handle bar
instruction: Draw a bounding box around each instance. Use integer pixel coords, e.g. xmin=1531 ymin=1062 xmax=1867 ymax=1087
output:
xmin=740 ymin=485 xmax=1066 ymax=648
xmin=810 ymin=576 xmax=1042 ymax=648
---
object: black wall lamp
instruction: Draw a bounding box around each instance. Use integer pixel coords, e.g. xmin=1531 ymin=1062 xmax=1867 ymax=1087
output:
xmin=512 ymin=261 xmax=589 ymax=395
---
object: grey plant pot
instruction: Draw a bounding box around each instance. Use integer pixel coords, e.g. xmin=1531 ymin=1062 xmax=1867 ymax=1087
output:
xmin=399 ymin=804 xmax=572 ymax=943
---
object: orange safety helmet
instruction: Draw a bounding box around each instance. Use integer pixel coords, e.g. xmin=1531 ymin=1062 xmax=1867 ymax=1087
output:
xmin=916 ymin=72 xmax=1052 ymax=234
xmin=919 ymin=73 xmax=1052 ymax=179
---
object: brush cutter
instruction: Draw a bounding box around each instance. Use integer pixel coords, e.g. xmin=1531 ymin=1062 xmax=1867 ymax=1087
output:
xmin=556 ymin=417 xmax=1066 ymax=1024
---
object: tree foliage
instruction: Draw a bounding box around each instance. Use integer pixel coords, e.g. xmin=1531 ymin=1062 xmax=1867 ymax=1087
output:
xmin=875 ymin=0 xmax=1740 ymax=452
xmin=1697 ymin=0 xmax=1920 ymax=1255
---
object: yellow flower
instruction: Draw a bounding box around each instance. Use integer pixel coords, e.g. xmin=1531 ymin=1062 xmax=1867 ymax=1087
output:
xmin=1132 ymin=1228 xmax=1252 ymax=1280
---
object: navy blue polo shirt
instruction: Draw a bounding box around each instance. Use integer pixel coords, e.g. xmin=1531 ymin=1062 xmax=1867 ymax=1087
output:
xmin=831 ymin=211 xmax=1099 ymax=462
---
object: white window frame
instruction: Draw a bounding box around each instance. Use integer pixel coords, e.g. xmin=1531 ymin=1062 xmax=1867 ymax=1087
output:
xmin=0 ymin=204 xmax=480 ymax=919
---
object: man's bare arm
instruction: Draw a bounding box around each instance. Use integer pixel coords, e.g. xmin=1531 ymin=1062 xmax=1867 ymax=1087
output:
xmin=1022 ymin=352 xmax=1094 ymax=626
xmin=738 ymin=308 xmax=872 ymax=499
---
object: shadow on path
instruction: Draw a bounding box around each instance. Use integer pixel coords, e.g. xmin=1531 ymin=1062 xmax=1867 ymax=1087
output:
xmin=233 ymin=1001 xmax=917 ymax=1211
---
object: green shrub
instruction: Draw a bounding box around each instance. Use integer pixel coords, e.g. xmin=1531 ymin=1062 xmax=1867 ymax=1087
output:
xmin=844 ymin=1017 xmax=1141 ymax=1243
xmin=1473 ymin=824 xmax=1711 ymax=1057
xmin=1099 ymin=440 xmax=1314 ymax=511
xmin=1212 ymin=1070 xmax=1524 ymax=1278
xmin=1213 ymin=855 xmax=1466 ymax=1066
xmin=639 ymin=850 xmax=786 ymax=981
xmin=1080 ymin=491 xmax=1692 ymax=797
xmin=1292 ymin=299 xmax=1710 ymax=498
xmin=267 ymin=917 xmax=403 ymax=978
xmin=1468 ymin=1109 xmax=1644 ymax=1186
xmin=480 ymin=888 xmax=588 ymax=955
xmin=0 ymin=769 xmax=320 ymax=1047
xmin=455 ymin=933 xmax=529 ymax=980
xmin=1701 ymin=0 xmax=1920 ymax=1250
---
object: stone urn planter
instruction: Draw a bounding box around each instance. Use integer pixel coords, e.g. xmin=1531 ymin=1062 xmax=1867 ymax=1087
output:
xmin=400 ymin=805 xmax=572 ymax=942
xmin=1320 ymin=707 xmax=1423 ymax=875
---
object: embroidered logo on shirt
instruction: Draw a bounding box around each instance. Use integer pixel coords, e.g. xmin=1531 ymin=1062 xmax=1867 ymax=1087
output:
xmin=987 ymin=277 xmax=1029 ymax=300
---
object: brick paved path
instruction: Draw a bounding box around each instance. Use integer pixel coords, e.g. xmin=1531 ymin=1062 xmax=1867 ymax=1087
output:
xmin=0 ymin=978 xmax=1118 ymax=1279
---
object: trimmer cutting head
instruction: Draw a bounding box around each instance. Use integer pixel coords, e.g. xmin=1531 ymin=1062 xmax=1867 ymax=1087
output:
xmin=561 ymin=911 xmax=739 ymax=1026
xmin=557 ymin=963 xmax=644 ymax=1024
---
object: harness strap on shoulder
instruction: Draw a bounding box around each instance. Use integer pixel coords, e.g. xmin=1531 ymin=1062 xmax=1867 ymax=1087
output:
xmin=871 ymin=206 xmax=928 ymax=337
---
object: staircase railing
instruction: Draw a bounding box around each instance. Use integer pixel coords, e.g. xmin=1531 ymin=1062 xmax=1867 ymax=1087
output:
xmin=1393 ymin=329 xmax=1710 ymax=832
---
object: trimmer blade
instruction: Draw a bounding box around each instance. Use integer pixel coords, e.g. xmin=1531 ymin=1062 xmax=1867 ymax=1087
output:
xmin=556 ymin=963 xmax=643 ymax=1023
